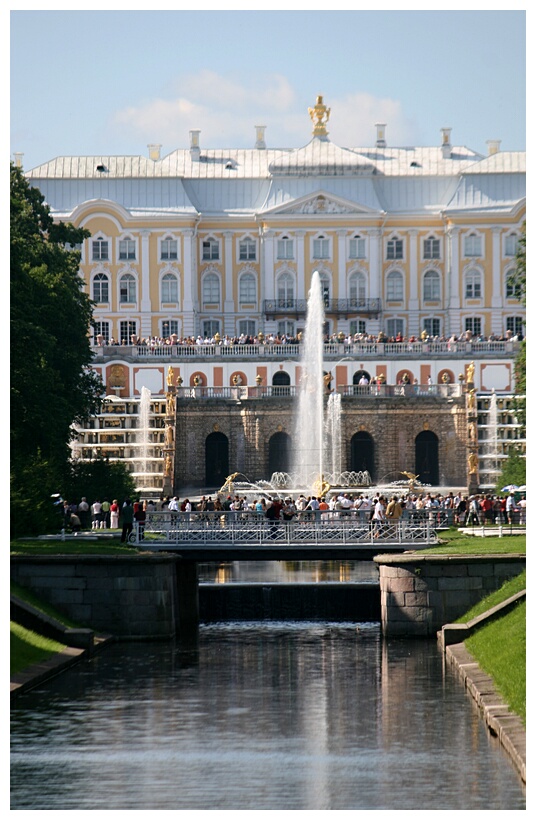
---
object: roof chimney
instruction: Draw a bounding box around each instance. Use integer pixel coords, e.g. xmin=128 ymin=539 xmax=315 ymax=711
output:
xmin=375 ymin=123 xmax=386 ymax=148
xmin=255 ymin=125 xmax=266 ymax=149
xmin=13 ymin=152 xmax=24 ymax=168
xmin=148 ymin=144 xmax=161 ymax=161
xmin=189 ymin=130 xmax=201 ymax=161
xmin=486 ymin=139 xmax=501 ymax=156
xmin=441 ymin=127 xmax=452 ymax=158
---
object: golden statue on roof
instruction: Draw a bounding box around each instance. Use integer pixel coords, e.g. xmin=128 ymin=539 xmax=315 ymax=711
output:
xmin=309 ymin=95 xmax=330 ymax=137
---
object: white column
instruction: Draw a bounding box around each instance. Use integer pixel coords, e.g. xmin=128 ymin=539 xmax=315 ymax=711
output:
xmin=223 ymin=231 xmax=234 ymax=334
xmin=181 ymin=229 xmax=196 ymax=337
xmin=447 ymin=227 xmax=461 ymax=335
xmin=295 ymin=230 xmax=306 ymax=300
xmin=139 ymin=229 xmax=152 ymax=337
xmin=407 ymin=229 xmax=419 ymax=337
xmin=491 ymin=227 xmax=503 ymax=334
xmin=368 ymin=228 xmax=382 ymax=335
xmin=263 ymin=230 xmax=275 ymax=300
xmin=337 ymin=230 xmax=346 ymax=298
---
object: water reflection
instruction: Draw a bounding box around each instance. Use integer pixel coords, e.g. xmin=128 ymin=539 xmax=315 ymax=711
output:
xmin=198 ymin=559 xmax=378 ymax=584
xmin=11 ymin=623 xmax=524 ymax=810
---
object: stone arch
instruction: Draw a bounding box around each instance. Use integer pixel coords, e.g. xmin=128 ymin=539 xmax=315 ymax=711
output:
xmin=268 ymin=431 xmax=291 ymax=475
xmin=230 ymin=371 xmax=247 ymax=386
xmin=415 ymin=430 xmax=439 ymax=486
xmin=353 ymin=369 xmax=372 ymax=384
xmin=350 ymin=431 xmax=375 ymax=480
xmin=205 ymin=432 xmax=229 ymax=487
xmin=272 ymin=370 xmax=291 ymax=396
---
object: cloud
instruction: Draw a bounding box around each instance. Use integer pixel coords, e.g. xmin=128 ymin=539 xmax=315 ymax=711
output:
xmin=112 ymin=73 xmax=418 ymax=151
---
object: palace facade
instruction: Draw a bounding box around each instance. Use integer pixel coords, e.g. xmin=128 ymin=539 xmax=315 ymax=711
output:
xmin=22 ymin=96 xmax=525 ymax=494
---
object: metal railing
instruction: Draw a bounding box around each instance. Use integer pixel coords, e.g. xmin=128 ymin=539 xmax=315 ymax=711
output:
xmin=133 ymin=510 xmax=438 ymax=548
xmin=263 ymin=297 xmax=382 ymax=316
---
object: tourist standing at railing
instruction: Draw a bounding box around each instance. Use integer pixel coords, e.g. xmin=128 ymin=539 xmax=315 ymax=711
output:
xmin=372 ymin=496 xmax=386 ymax=537
xmin=120 ymin=499 xmax=134 ymax=543
xmin=467 ymin=496 xmax=481 ymax=525
xmin=506 ymin=493 xmax=516 ymax=525
xmin=386 ymin=496 xmax=403 ymax=523
xmin=110 ymin=500 xmax=120 ymax=529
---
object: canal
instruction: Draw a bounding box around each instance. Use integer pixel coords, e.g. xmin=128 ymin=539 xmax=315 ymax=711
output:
xmin=10 ymin=562 xmax=525 ymax=810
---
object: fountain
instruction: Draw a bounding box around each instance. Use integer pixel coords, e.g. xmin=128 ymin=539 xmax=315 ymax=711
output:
xmin=132 ymin=386 xmax=161 ymax=494
xmin=480 ymin=390 xmax=502 ymax=489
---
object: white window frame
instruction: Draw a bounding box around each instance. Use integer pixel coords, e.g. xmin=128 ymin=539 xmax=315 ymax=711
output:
xmin=386 ymin=318 xmax=404 ymax=338
xmin=118 ymin=236 xmax=136 ymax=261
xmin=277 ymin=236 xmax=294 ymax=260
xmin=465 ymin=269 xmax=482 ymax=300
xmin=277 ymin=320 xmax=295 ymax=336
xmin=202 ymin=319 xmax=220 ymax=338
xmin=386 ymin=236 xmax=404 ymax=261
xmin=277 ymin=272 xmax=295 ymax=307
xmin=160 ymin=235 xmax=178 ymax=261
xmin=202 ymin=236 xmax=220 ymax=261
xmin=312 ymin=234 xmax=331 ymax=260
xmin=464 ymin=232 xmax=483 ymax=258
xmin=349 ymin=271 xmax=367 ymax=304
xmin=120 ymin=320 xmax=138 ymax=344
xmin=161 ymin=272 xmax=179 ymax=304
xmin=92 ymin=235 xmax=109 ymax=262
xmin=239 ymin=272 xmax=257 ymax=305
xmin=423 ymin=236 xmax=441 ymax=260
xmin=119 ymin=272 xmax=137 ymax=304
xmin=162 ymin=319 xmax=179 ymax=338
xmin=423 ymin=317 xmax=441 ymax=337
xmin=238 ymin=319 xmax=256 ymax=337
xmin=506 ymin=316 xmax=524 ymax=336
xmin=202 ymin=272 xmax=221 ymax=307
xmin=239 ymin=236 xmax=257 ymax=262
xmin=423 ymin=270 xmax=441 ymax=302
xmin=505 ymin=268 xmax=522 ymax=300
xmin=504 ymin=232 xmax=519 ymax=257
xmin=92 ymin=272 xmax=110 ymax=304
xmin=93 ymin=321 xmax=110 ymax=343
xmin=349 ymin=235 xmax=366 ymax=260
xmin=386 ymin=270 xmax=404 ymax=301
xmin=464 ymin=316 xmax=482 ymax=336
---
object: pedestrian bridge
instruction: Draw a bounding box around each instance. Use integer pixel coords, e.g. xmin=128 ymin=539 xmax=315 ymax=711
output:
xmin=134 ymin=511 xmax=438 ymax=561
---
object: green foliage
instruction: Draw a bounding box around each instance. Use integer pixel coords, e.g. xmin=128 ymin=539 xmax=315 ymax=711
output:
xmin=63 ymin=458 xmax=136 ymax=509
xmin=506 ymin=221 xmax=526 ymax=306
xmin=10 ymin=163 xmax=105 ymax=534
xmin=496 ymin=447 xmax=526 ymax=495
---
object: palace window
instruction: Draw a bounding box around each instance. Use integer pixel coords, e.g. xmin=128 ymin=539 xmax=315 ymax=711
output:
xmin=349 ymin=272 xmax=366 ymax=304
xmin=161 ymin=272 xmax=178 ymax=303
xmin=465 ymin=269 xmax=482 ymax=299
xmin=202 ymin=273 xmax=220 ymax=306
xmin=277 ymin=273 xmax=295 ymax=307
xmin=465 ymin=317 xmax=482 ymax=336
xmin=313 ymin=235 xmax=330 ymax=259
xmin=423 ymin=236 xmax=441 ymax=259
xmin=162 ymin=320 xmax=179 ymax=338
xmin=239 ymin=237 xmax=256 ymax=261
xmin=506 ymin=317 xmax=523 ymax=336
xmin=277 ymin=320 xmax=295 ymax=336
xmin=92 ymin=236 xmax=109 ymax=261
xmin=505 ymin=269 xmax=522 ymax=300
xmin=386 ymin=237 xmax=403 ymax=260
xmin=119 ymin=273 xmax=136 ymax=303
xmin=92 ymin=272 xmax=109 ymax=303
xmin=349 ymin=235 xmax=366 ymax=259
xmin=203 ymin=320 xmax=220 ymax=338
xmin=119 ymin=237 xmax=136 ymax=260
xmin=423 ymin=318 xmax=441 ymax=337
xmin=239 ymin=273 xmax=256 ymax=304
xmin=464 ymin=233 xmax=482 ymax=257
xmin=504 ymin=233 xmax=519 ymax=257
xmin=93 ymin=321 xmax=110 ymax=343
xmin=202 ymin=237 xmax=219 ymax=261
xmin=423 ymin=270 xmax=440 ymax=301
xmin=386 ymin=318 xmax=404 ymax=338
xmin=277 ymin=236 xmax=294 ymax=260
xmin=120 ymin=321 xmax=137 ymax=343
xmin=350 ymin=319 xmax=367 ymax=335
xmin=386 ymin=270 xmax=404 ymax=301
xmin=161 ymin=236 xmax=178 ymax=260
xmin=238 ymin=320 xmax=256 ymax=337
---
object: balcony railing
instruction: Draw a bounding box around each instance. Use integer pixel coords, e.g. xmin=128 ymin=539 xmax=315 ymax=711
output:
xmin=175 ymin=383 xmax=463 ymax=400
xmin=263 ymin=297 xmax=382 ymax=317
xmin=91 ymin=340 xmax=520 ymax=362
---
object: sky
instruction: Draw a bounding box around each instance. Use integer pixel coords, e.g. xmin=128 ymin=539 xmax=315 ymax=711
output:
xmin=9 ymin=5 xmax=527 ymax=173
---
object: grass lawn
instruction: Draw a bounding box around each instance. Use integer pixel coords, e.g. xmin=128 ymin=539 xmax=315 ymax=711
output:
xmin=419 ymin=528 xmax=525 ymax=555
xmin=11 ymin=622 xmax=67 ymax=675
xmin=11 ymin=581 xmax=82 ymax=628
xmin=11 ymin=538 xmax=140 ymax=556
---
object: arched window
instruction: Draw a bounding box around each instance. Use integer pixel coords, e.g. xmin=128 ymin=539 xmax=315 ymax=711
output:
xmin=268 ymin=432 xmax=291 ymax=474
xmin=386 ymin=271 xmax=403 ymax=301
xmin=313 ymin=234 xmax=330 ymax=259
xmin=272 ymin=371 xmax=291 ymax=396
xmin=203 ymin=273 xmax=220 ymax=306
xmin=415 ymin=431 xmax=439 ymax=486
xmin=119 ymin=273 xmax=136 ymax=303
xmin=239 ymin=237 xmax=256 ymax=261
xmin=505 ymin=268 xmax=522 ymax=300
xmin=465 ymin=269 xmax=482 ymax=299
xmin=350 ymin=431 xmax=375 ymax=480
xmin=423 ymin=270 xmax=440 ymax=301
xmin=277 ymin=273 xmax=294 ymax=308
xmin=319 ymin=273 xmax=330 ymax=305
xmin=205 ymin=432 xmax=229 ymax=486
xmin=92 ymin=272 xmax=109 ymax=303
xmin=161 ymin=272 xmax=178 ymax=303
xmin=349 ymin=272 xmax=366 ymax=304
xmin=161 ymin=235 xmax=178 ymax=260
xmin=239 ymin=273 xmax=256 ymax=304
xmin=119 ymin=236 xmax=136 ymax=260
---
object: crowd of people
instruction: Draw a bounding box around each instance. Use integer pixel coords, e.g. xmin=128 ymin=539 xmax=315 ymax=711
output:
xmin=94 ymin=328 xmax=523 ymax=349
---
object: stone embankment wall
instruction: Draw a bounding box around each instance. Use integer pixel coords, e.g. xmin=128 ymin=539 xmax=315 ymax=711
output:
xmin=10 ymin=555 xmax=184 ymax=639
xmin=374 ymin=553 xmax=525 ymax=637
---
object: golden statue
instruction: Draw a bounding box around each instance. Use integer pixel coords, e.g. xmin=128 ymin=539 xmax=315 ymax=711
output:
xmin=467 ymin=388 xmax=476 ymax=412
xmin=323 ymin=371 xmax=333 ymax=392
xmin=308 ymin=95 xmax=330 ymax=137
xmin=400 ymin=471 xmax=419 ymax=493
xmin=313 ymin=474 xmax=330 ymax=498
xmin=466 ymin=361 xmax=475 ymax=384
xmin=468 ymin=451 xmax=478 ymax=474
xmin=164 ymin=455 xmax=172 ymax=476
xmin=165 ymin=425 xmax=174 ymax=446
xmin=167 ymin=366 xmax=174 ymax=386
xmin=468 ymin=421 xmax=477 ymax=442
xmin=166 ymin=392 xmax=176 ymax=416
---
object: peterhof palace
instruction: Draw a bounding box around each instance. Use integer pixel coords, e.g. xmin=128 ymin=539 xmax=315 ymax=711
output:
xmin=21 ymin=96 xmax=525 ymax=495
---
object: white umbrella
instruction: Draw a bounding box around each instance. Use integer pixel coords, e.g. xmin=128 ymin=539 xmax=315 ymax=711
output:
xmin=501 ymin=484 xmax=519 ymax=492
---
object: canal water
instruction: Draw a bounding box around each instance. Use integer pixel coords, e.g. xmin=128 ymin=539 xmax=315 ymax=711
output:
xmin=11 ymin=619 xmax=525 ymax=810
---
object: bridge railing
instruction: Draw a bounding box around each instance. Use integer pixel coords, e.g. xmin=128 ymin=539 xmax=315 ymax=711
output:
xmin=133 ymin=510 xmax=438 ymax=548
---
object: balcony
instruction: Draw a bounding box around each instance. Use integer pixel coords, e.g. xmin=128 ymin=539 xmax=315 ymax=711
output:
xmin=174 ymin=383 xmax=464 ymax=400
xmin=263 ymin=297 xmax=382 ymax=318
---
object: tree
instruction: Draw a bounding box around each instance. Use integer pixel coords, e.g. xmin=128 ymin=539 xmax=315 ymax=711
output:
xmin=10 ymin=163 xmax=104 ymax=535
xmin=495 ymin=447 xmax=526 ymax=495
xmin=64 ymin=459 xmax=136 ymax=513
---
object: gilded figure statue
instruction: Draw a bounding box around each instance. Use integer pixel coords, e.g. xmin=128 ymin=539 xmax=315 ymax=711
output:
xmin=167 ymin=366 xmax=174 ymax=386
xmin=468 ymin=451 xmax=478 ymax=474
xmin=466 ymin=361 xmax=475 ymax=384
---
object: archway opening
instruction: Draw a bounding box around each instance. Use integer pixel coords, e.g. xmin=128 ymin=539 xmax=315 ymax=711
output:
xmin=415 ymin=430 xmax=439 ymax=486
xmin=272 ymin=371 xmax=291 ymax=396
xmin=268 ymin=431 xmax=291 ymax=475
xmin=205 ymin=432 xmax=229 ymax=487
xmin=350 ymin=431 xmax=375 ymax=480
